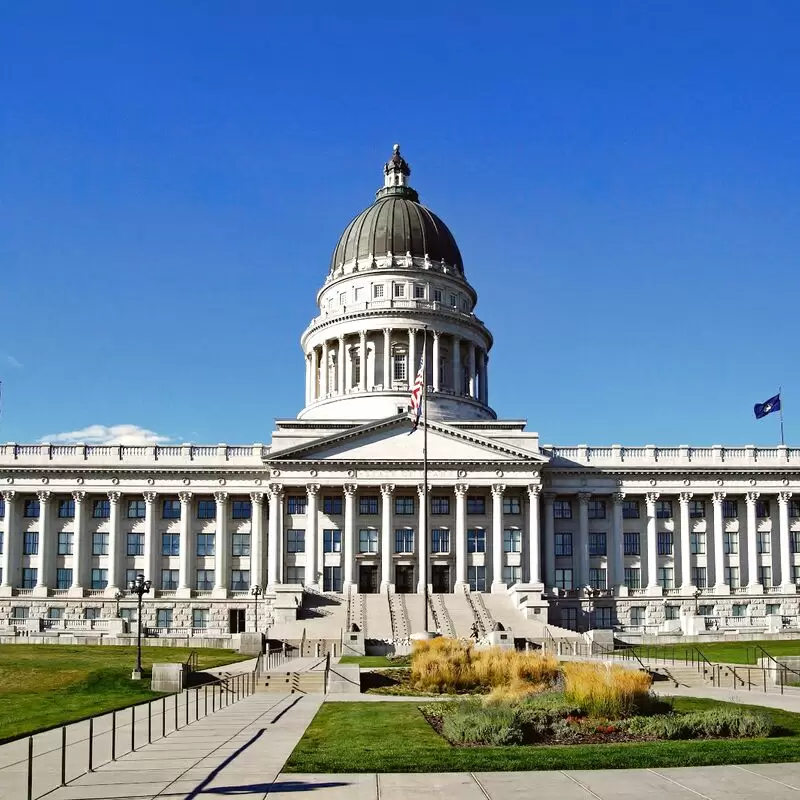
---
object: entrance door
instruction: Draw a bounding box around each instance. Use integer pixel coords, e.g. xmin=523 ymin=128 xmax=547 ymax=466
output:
xmin=395 ymin=565 xmax=414 ymax=594
xmin=359 ymin=565 xmax=378 ymax=594
xmin=228 ymin=609 xmax=246 ymax=633
xmin=432 ymin=565 xmax=450 ymax=593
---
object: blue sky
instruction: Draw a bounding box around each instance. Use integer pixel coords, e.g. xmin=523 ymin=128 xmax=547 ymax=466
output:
xmin=2 ymin=2 xmax=799 ymax=447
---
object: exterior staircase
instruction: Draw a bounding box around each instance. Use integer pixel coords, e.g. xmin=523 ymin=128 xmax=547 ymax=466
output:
xmin=429 ymin=593 xmax=456 ymax=638
xmin=256 ymin=656 xmax=328 ymax=694
xmin=389 ymin=592 xmax=411 ymax=641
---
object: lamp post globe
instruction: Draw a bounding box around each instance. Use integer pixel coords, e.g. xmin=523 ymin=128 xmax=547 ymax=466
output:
xmin=129 ymin=574 xmax=151 ymax=680
xmin=250 ymin=584 xmax=263 ymax=632
xmin=113 ymin=589 xmax=124 ymax=618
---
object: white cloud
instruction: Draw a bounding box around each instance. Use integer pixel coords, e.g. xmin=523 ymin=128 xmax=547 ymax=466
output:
xmin=6 ymin=355 xmax=22 ymax=368
xmin=40 ymin=424 xmax=173 ymax=446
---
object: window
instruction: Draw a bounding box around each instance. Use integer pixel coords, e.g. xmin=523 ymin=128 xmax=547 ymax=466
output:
xmin=323 ymin=529 xmax=341 ymax=553
xmin=588 ymin=500 xmax=606 ymax=519
xmin=657 ymin=567 xmax=674 ymax=589
xmin=338 ymin=291 xmax=346 ymax=306
xmin=359 ymin=529 xmax=378 ymax=553
xmin=156 ymin=608 xmax=172 ymax=628
xmin=622 ymin=500 xmax=640 ymax=519
xmin=393 ymin=282 xmax=405 ymax=298
xmin=196 ymin=570 xmax=215 ymax=591
xmin=91 ymin=568 xmax=108 ymax=590
xmin=766 ymin=603 xmax=782 ymax=616
xmin=127 ymin=499 xmax=146 ymax=518
xmin=449 ymin=293 xmax=457 ymax=307
xmin=431 ymin=497 xmax=450 ymax=515
xmin=692 ymin=566 xmax=707 ymax=588
xmin=161 ymin=533 xmax=180 ymax=556
xmin=588 ymin=567 xmax=607 ymax=590
xmin=92 ymin=498 xmax=110 ymax=519
xmin=23 ymin=532 xmax=39 ymax=555
xmin=57 ymin=532 xmax=73 ymax=555
xmin=92 ymin=533 xmax=109 ymax=556
xmin=192 ymin=609 xmax=209 ymax=629
xmin=359 ymin=496 xmax=379 ymax=515
xmin=560 ymin=607 xmax=578 ymax=630
xmin=793 ymin=566 xmax=800 ymax=585
xmin=285 ymin=566 xmax=304 ymax=584
xmin=0 ymin=533 xmax=3 ymax=555
xmin=162 ymin=499 xmax=181 ymax=519
xmin=467 ymin=497 xmax=485 ymax=515
xmin=56 ymin=568 xmax=72 ymax=590
xmin=503 ymin=565 xmax=521 ymax=585
xmin=791 ymin=500 xmax=800 ymax=518
xmin=394 ymin=529 xmax=414 ymax=553
xmin=792 ymin=532 xmax=800 ymax=554
xmin=119 ymin=608 xmax=137 ymax=625
xmin=630 ymin=606 xmax=646 ymax=627
xmin=125 ymin=569 xmax=138 ymax=586
xmin=555 ymin=568 xmax=573 ymax=590
xmin=11 ymin=605 xmax=28 ymax=619
xmin=58 ymin=498 xmax=75 ymax=518
xmin=232 ymin=533 xmax=251 ymax=556
xmin=697 ymin=603 xmax=714 ymax=616
xmin=624 ymin=532 xmax=640 ymax=556
xmin=324 ymin=566 xmax=342 ymax=592
xmin=0 ymin=498 xmax=4 ymax=516
xmin=723 ymin=499 xmax=739 ymax=518
xmin=413 ymin=284 xmax=425 ymax=299
xmin=553 ymin=500 xmax=572 ymax=519
xmin=657 ymin=532 xmax=674 ymax=556
xmin=591 ymin=607 xmax=613 ymax=628
xmin=504 ymin=528 xmax=522 ymax=553
xmin=127 ymin=533 xmax=144 ymax=556
xmin=723 ymin=532 xmax=739 ymax=555
xmin=232 ymin=500 xmax=252 ymax=519
xmin=24 ymin=499 xmax=40 ymax=518
xmin=689 ymin=500 xmax=706 ymax=518
xmin=759 ymin=566 xmax=772 ymax=587
xmin=83 ymin=607 xmax=100 ymax=620
xmin=724 ymin=566 xmax=740 ymax=588
xmin=287 ymin=496 xmax=307 ymax=515
xmin=197 ymin=499 xmax=216 ymax=519
xmin=690 ymin=532 xmax=705 ymax=555
xmin=196 ymin=533 xmax=216 ymax=557
xmin=664 ymin=605 xmax=680 ymax=621
xmin=395 ymin=496 xmax=414 ymax=515
xmin=432 ymin=528 xmax=450 ymax=553
xmin=468 ymin=565 xmax=486 ymax=592
xmin=287 ymin=530 xmax=305 ymax=553
xmin=731 ymin=603 xmax=748 ymax=618
xmin=554 ymin=532 xmax=573 ymax=557
xmin=433 ymin=288 xmax=442 ymax=303
xmin=373 ymin=284 xmax=384 ymax=299
xmin=47 ymin=606 xmax=64 ymax=621
xmin=324 ymin=496 xmax=343 ymax=515
xmin=588 ymin=532 xmax=606 ymax=556
xmin=161 ymin=569 xmax=179 ymax=590
xmin=656 ymin=500 xmax=673 ymax=519
xmin=503 ymin=496 xmax=521 ymax=515
xmin=393 ymin=352 xmax=407 ymax=382
xmin=624 ymin=567 xmax=641 ymax=589
xmin=758 ymin=531 xmax=771 ymax=554
xmin=756 ymin=500 xmax=771 ymax=518
xmin=231 ymin=569 xmax=250 ymax=591
xmin=467 ymin=528 xmax=485 ymax=553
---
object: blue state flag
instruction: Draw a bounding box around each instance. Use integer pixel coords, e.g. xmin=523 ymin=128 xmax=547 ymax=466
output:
xmin=754 ymin=393 xmax=781 ymax=420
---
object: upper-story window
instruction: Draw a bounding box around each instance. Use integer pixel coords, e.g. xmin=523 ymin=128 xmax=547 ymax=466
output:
xmin=354 ymin=287 xmax=363 ymax=302
xmin=413 ymin=285 xmax=425 ymax=299
xmin=622 ymin=500 xmax=640 ymax=519
xmin=756 ymin=500 xmax=771 ymax=518
xmin=553 ymin=500 xmax=572 ymax=519
xmin=588 ymin=500 xmax=606 ymax=519
xmin=92 ymin=499 xmax=110 ymax=519
xmin=162 ymin=499 xmax=181 ymax=519
xmin=373 ymin=284 xmax=384 ymax=299
xmin=393 ymin=351 xmax=407 ymax=382
xmin=127 ymin=500 xmax=146 ymax=519
xmin=197 ymin=499 xmax=216 ymax=519
xmin=287 ymin=496 xmax=307 ymax=515
xmin=24 ymin=499 xmax=40 ymax=518
xmin=433 ymin=288 xmax=442 ymax=302
xmin=338 ymin=292 xmax=346 ymax=306
xmin=461 ymin=299 xmax=468 ymax=311
xmin=449 ymin=293 xmax=457 ymax=307
xmin=689 ymin=500 xmax=705 ymax=518
xmin=656 ymin=500 xmax=673 ymax=519
xmin=393 ymin=283 xmax=405 ymax=298
xmin=232 ymin=500 xmax=252 ymax=519
xmin=58 ymin=499 xmax=75 ymax=518
xmin=723 ymin=499 xmax=739 ymax=519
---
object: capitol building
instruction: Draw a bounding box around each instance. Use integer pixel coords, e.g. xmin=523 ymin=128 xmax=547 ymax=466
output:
xmin=2 ymin=146 xmax=800 ymax=643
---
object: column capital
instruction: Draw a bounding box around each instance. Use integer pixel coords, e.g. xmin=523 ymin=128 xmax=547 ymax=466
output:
xmin=645 ymin=491 xmax=660 ymax=504
xmin=712 ymin=491 xmax=726 ymax=504
xmin=37 ymin=490 xmax=52 ymax=503
xmin=455 ymin=483 xmax=469 ymax=497
xmin=613 ymin=491 xmax=626 ymax=504
xmin=380 ymin=483 xmax=395 ymax=498
xmin=416 ymin=483 xmax=431 ymax=499
xmin=382 ymin=327 xmax=391 ymax=335
xmin=214 ymin=491 xmax=229 ymax=504
xmin=143 ymin=491 xmax=158 ymax=504
xmin=577 ymin=491 xmax=592 ymax=505
xmin=107 ymin=491 xmax=122 ymax=504
xmin=491 ymin=483 xmax=506 ymax=498
xmin=679 ymin=491 xmax=693 ymax=504
xmin=746 ymin=490 xmax=760 ymax=504
xmin=72 ymin=490 xmax=87 ymax=502
xmin=178 ymin=490 xmax=193 ymax=503
xmin=1 ymin=489 xmax=16 ymax=503
xmin=306 ymin=483 xmax=321 ymax=496
xmin=343 ymin=483 xmax=358 ymax=497
xmin=779 ymin=490 xmax=794 ymax=504
xmin=250 ymin=491 xmax=264 ymax=504
xmin=359 ymin=329 xmax=367 ymax=340
xmin=268 ymin=482 xmax=283 ymax=497
xmin=527 ymin=483 xmax=542 ymax=498
xmin=432 ymin=330 xmax=440 ymax=340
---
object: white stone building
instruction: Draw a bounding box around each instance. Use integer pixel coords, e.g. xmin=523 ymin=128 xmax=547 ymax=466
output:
xmin=2 ymin=145 xmax=800 ymax=640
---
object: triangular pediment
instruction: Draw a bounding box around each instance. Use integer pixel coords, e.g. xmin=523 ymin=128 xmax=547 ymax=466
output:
xmin=268 ymin=415 xmax=549 ymax=464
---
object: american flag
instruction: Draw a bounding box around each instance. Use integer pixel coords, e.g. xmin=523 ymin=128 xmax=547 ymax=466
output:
xmin=409 ymin=354 xmax=424 ymax=431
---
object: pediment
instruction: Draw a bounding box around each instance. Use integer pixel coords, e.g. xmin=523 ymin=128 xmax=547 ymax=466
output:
xmin=268 ymin=415 xmax=549 ymax=464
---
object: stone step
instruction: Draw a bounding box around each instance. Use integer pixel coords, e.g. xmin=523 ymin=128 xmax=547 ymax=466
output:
xmin=258 ymin=670 xmax=326 ymax=694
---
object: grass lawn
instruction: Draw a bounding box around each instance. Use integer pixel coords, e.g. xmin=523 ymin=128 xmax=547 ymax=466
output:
xmin=338 ymin=655 xmax=410 ymax=668
xmin=284 ymin=697 xmax=800 ymax=772
xmin=628 ymin=639 xmax=800 ymax=665
xmin=0 ymin=644 xmax=250 ymax=742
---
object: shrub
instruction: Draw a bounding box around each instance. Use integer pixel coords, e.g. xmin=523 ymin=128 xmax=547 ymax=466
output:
xmin=440 ymin=700 xmax=525 ymax=745
xmin=562 ymin=662 xmax=652 ymax=718
xmin=621 ymin=709 xmax=774 ymax=740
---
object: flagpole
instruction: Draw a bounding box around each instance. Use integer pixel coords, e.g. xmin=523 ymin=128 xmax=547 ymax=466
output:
xmin=780 ymin=386 xmax=785 ymax=446
xmin=422 ymin=326 xmax=429 ymax=633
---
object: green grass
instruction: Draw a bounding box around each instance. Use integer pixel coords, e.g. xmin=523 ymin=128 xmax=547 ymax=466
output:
xmin=0 ymin=644 xmax=249 ymax=741
xmin=338 ymin=655 xmax=410 ymax=668
xmin=627 ymin=639 xmax=800 ymax=666
xmin=284 ymin=696 xmax=800 ymax=772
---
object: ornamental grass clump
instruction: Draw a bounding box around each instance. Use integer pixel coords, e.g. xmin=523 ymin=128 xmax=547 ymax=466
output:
xmin=621 ymin=708 xmax=774 ymax=740
xmin=562 ymin=662 xmax=652 ymax=718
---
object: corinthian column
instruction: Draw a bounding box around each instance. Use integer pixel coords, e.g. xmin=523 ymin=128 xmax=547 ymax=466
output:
xmin=383 ymin=329 xmax=391 ymax=389
xmin=712 ymin=491 xmax=727 ymax=593
xmin=527 ymin=484 xmax=542 ymax=585
xmin=432 ymin=332 xmax=440 ymax=392
xmin=0 ymin=491 xmax=16 ymax=595
xmin=359 ymin=331 xmax=367 ymax=391
xmin=143 ymin=491 xmax=158 ymax=589
xmin=71 ymin=491 xmax=87 ymax=595
xmin=779 ymin=492 xmax=794 ymax=592
xmin=577 ymin=492 xmax=591 ymax=590
xmin=612 ymin=492 xmax=625 ymax=592
xmin=177 ymin=491 xmax=193 ymax=597
xmin=491 ymin=484 xmax=505 ymax=591
xmin=679 ymin=492 xmax=693 ymax=591
xmin=454 ymin=484 xmax=468 ymax=590
xmin=34 ymin=491 xmax=52 ymax=595
xmin=417 ymin=483 xmax=428 ymax=593
xmin=251 ymin=492 xmax=265 ymax=588
xmin=343 ymin=484 xmax=357 ymax=591
xmin=338 ymin=335 xmax=346 ymax=394
xmin=746 ymin=491 xmax=762 ymax=593
xmin=380 ymin=484 xmax=394 ymax=592
xmin=267 ymin=484 xmax=282 ymax=589
xmin=305 ymin=484 xmax=320 ymax=588
xmin=213 ymin=491 xmax=229 ymax=597
xmin=645 ymin=492 xmax=660 ymax=594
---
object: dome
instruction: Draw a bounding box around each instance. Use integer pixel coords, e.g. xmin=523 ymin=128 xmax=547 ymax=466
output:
xmin=329 ymin=145 xmax=464 ymax=274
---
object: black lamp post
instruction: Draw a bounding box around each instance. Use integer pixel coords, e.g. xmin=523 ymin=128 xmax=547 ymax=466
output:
xmin=251 ymin=584 xmax=263 ymax=631
xmin=693 ymin=588 xmax=702 ymax=614
xmin=128 ymin=574 xmax=151 ymax=680
xmin=113 ymin=589 xmax=124 ymax=617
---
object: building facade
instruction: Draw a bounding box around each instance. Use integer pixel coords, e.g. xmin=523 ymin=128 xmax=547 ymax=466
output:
xmin=2 ymin=146 xmax=800 ymax=637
